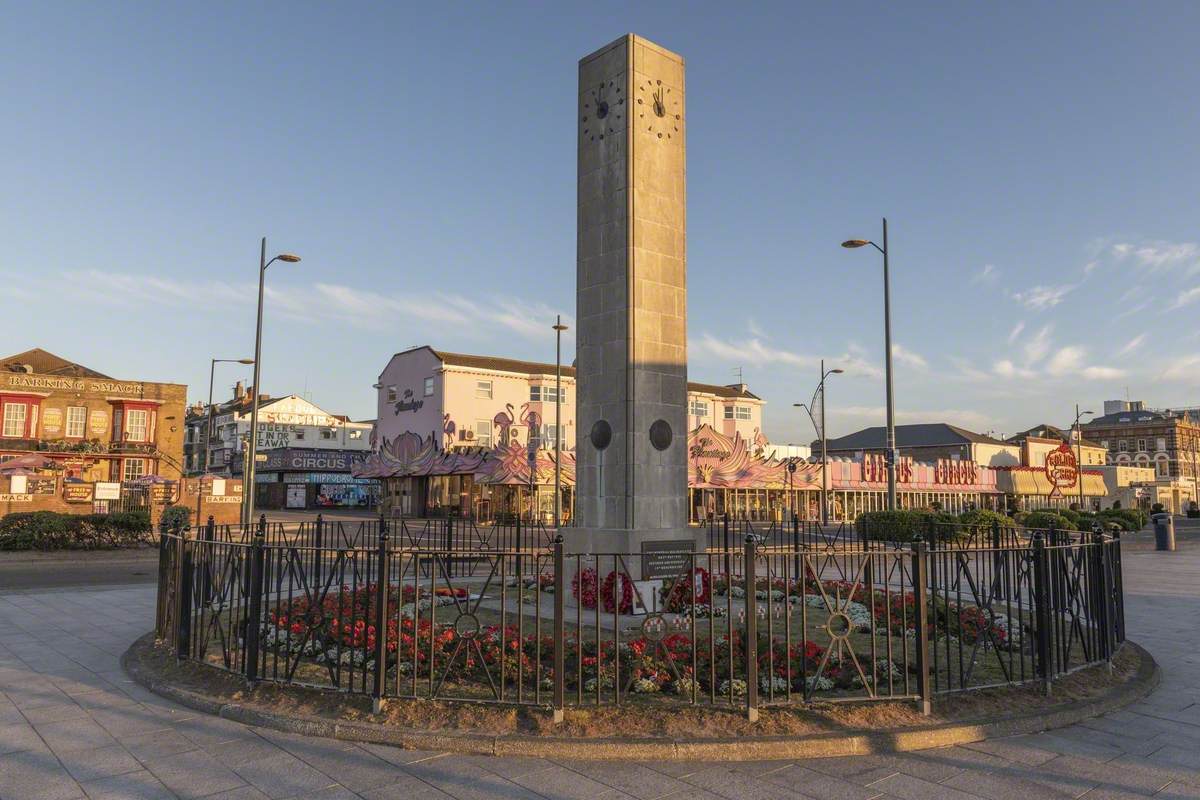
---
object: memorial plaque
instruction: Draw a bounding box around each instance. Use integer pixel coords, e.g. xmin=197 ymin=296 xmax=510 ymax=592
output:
xmin=641 ymin=539 xmax=693 ymax=580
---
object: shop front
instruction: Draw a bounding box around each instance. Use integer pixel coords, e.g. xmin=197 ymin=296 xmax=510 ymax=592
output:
xmin=253 ymin=448 xmax=377 ymax=510
xmin=995 ymin=442 xmax=1108 ymax=512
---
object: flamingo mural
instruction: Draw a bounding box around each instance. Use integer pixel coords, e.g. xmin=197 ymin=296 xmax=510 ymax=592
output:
xmin=442 ymin=414 xmax=456 ymax=450
xmin=493 ymin=404 xmax=516 ymax=447
xmin=520 ymin=403 xmax=541 ymax=444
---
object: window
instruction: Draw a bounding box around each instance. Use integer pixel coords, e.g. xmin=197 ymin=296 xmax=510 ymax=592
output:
xmin=475 ymin=380 xmax=493 ymax=399
xmin=530 ymin=385 xmax=564 ymax=403
xmin=386 ymin=386 xmax=397 ymax=402
xmin=1157 ymin=437 xmax=1167 ymax=452
xmin=689 ymin=399 xmax=708 ymax=417
xmin=1156 ymin=457 xmax=1170 ymax=478
xmin=66 ymin=406 xmax=87 ymax=438
xmin=474 ymin=420 xmax=492 ymax=447
xmin=724 ymin=405 xmax=734 ymax=420
xmin=122 ymin=458 xmax=147 ymax=482
xmin=1137 ymin=438 xmax=1146 ymax=452
xmin=3 ymin=403 xmax=27 ymax=438
xmin=125 ymin=410 xmax=149 ymax=442
xmin=1100 ymin=440 xmax=1109 ymax=451
xmin=735 ymin=406 xmax=752 ymax=421
xmin=1118 ymin=440 xmax=1128 ymax=452
xmin=320 ymin=429 xmax=334 ymax=440
xmin=424 ymin=377 xmax=434 ymax=397
xmin=533 ymin=424 xmax=565 ymax=449
xmin=294 ymin=429 xmax=305 ymax=440
xmin=349 ymin=430 xmax=362 ymax=440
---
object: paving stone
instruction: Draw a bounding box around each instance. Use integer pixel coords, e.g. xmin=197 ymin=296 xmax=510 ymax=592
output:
xmin=193 ymin=786 xmax=272 ymax=800
xmin=508 ymin=763 xmax=625 ymax=799
xmin=553 ymin=759 xmax=691 ymax=799
xmin=118 ymin=728 xmax=198 ymax=761
xmin=80 ymin=767 xmax=177 ymax=799
xmin=35 ymin=718 xmax=119 ymax=755
xmin=0 ymin=748 xmax=86 ymax=800
xmin=56 ymin=742 xmax=142 ymax=783
xmin=960 ymin=736 xmax=1062 ymax=767
xmin=679 ymin=764 xmax=815 ymax=799
xmin=941 ymin=764 xmax=1076 ymax=800
xmin=868 ymin=772 xmax=984 ymax=800
xmin=0 ymin=720 xmax=49 ymax=755
xmin=1029 ymin=754 xmax=1171 ymax=798
xmin=758 ymin=764 xmax=885 ymax=800
xmin=357 ymin=773 xmax=457 ymax=800
xmin=231 ymin=750 xmax=338 ymax=798
xmin=142 ymin=747 xmax=248 ymax=799
xmin=403 ymin=757 xmax=548 ymax=800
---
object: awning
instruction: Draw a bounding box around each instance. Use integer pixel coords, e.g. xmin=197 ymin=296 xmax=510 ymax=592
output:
xmin=997 ymin=469 xmax=1106 ymax=497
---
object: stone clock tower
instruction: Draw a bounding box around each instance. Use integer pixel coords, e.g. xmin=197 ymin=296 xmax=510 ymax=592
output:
xmin=575 ymin=35 xmax=691 ymax=546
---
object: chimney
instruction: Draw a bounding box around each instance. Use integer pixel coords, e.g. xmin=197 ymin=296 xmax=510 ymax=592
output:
xmin=234 ymin=381 xmax=245 ymax=400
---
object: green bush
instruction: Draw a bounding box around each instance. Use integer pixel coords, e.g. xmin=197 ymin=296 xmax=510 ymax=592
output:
xmin=1097 ymin=508 xmax=1148 ymax=531
xmin=856 ymin=510 xmax=963 ymax=543
xmin=1021 ymin=510 xmax=1077 ymax=531
xmin=957 ymin=508 xmax=1016 ymax=530
xmin=0 ymin=510 xmax=152 ymax=551
xmin=159 ymin=505 xmax=191 ymax=532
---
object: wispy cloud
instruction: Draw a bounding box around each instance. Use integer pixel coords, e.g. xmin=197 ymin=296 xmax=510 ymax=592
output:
xmin=1113 ymin=240 xmax=1200 ymax=273
xmin=891 ymin=343 xmax=928 ymax=369
xmin=1007 ymin=321 xmax=1025 ymax=345
xmin=1010 ymin=284 xmax=1075 ymax=311
xmin=971 ymin=264 xmax=999 ymax=285
xmin=1023 ymin=324 xmax=1054 ymax=365
xmin=1044 ymin=346 xmax=1124 ymax=380
xmin=993 ymin=360 xmax=1036 ymax=380
xmin=689 ymin=333 xmax=883 ymax=379
xmin=1163 ymin=356 xmax=1200 ymax=383
xmin=1115 ymin=333 xmax=1147 ymax=358
xmin=1171 ymin=287 xmax=1200 ymax=310
xmin=1082 ymin=260 xmax=1100 ymax=277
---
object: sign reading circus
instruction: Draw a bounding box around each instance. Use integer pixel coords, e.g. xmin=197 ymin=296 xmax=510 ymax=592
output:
xmin=1044 ymin=442 xmax=1079 ymax=497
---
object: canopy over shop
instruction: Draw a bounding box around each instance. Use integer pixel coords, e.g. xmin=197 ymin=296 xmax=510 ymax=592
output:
xmin=356 ymin=424 xmax=1004 ymax=523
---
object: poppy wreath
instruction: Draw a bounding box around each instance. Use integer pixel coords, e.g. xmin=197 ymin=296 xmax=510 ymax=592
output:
xmin=572 ymin=567 xmax=599 ymax=609
xmin=663 ymin=567 xmax=711 ymax=612
xmin=601 ymin=570 xmax=635 ymax=614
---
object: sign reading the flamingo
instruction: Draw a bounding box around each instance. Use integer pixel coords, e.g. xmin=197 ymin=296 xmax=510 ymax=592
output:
xmin=393 ymin=388 xmax=424 ymax=415
xmin=1045 ymin=442 xmax=1078 ymax=497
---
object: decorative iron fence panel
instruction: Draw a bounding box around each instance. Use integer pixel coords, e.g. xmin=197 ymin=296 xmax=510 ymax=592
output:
xmin=154 ymin=522 xmax=1126 ymax=718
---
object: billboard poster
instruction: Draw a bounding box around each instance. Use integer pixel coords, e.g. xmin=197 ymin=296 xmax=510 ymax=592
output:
xmin=63 ymin=483 xmax=94 ymax=503
xmin=315 ymin=483 xmax=376 ymax=508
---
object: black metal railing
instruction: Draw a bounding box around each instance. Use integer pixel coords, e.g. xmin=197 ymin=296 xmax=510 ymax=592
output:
xmin=155 ymin=516 xmax=1125 ymax=719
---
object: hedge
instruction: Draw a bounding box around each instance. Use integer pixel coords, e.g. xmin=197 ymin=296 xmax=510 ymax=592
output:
xmin=0 ymin=510 xmax=152 ymax=551
xmin=856 ymin=510 xmax=961 ymax=543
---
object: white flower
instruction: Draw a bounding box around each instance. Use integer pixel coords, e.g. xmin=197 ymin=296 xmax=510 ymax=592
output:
xmin=718 ymin=678 xmax=747 ymax=698
xmin=631 ymin=678 xmax=660 ymax=693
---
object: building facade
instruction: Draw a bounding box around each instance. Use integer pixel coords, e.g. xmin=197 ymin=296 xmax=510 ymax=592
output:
xmin=0 ymin=349 xmax=186 ymax=482
xmin=185 ymin=386 xmax=372 ymax=476
xmin=822 ymin=423 xmax=1021 ymax=468
xmin=1085 ymin=406 xmax=1200 ymax=483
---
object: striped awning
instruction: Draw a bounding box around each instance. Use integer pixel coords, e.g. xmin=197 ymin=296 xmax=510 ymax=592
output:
xmin=998 ymin=469 xmax=1107 ymax=497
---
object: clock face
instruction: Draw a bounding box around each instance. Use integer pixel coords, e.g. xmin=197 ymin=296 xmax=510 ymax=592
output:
xmin=637 ymin=78 xmax=681 ymax=140
xmin=581 ymin=80 xmax=624 ymax=143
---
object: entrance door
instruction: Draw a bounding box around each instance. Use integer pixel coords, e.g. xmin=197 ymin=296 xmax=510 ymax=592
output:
xmin=286 ymin=484 xmax=307 ymax=508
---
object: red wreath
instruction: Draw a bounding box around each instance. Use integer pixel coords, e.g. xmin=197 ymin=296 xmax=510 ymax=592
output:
xmin=664 ymin=567 xmax=711 ymax=612
xmin=572 ymin=567 xmax=598 ymax=609
xmin=601 ymin=570 xmax=635 ymax=614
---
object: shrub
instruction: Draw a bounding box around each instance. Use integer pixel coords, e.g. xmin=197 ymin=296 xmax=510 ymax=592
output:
xmin=957 ymin=508 xmax=1016 ymax=530
xmin=1021 ymin=510 xmax=1077 ymax=531
xmin=856 ymin=510 xmax=963 ymax=543
xmin=0 ymin=510 xmax=152 ymax=551
xmin=159 ymin=505 xmax=191 ymax=532
xmin=1097 ymin=508 xmax=1148 ymax=531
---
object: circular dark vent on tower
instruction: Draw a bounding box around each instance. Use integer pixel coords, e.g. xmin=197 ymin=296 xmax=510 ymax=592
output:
xmin=589 ymin=419 xmax=612 ymax=451
xmin=650 ymin=420 xmax=673 ymax=451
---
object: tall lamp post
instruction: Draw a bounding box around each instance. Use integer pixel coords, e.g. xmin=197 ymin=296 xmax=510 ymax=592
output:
xmin=198 ymin=358 xmax=254 ymax=523
xmin=243 ymin=238 xmax=301 ymax=527
xmin=843 ymin=219 xmax=897 ymax=510
xmin=552 ymin=316 xmax=568 ymax=530
xmin=1073 ymin=405 xmax=1095 ymax=511
xmin=794 ymin=359 xmax=843 ymax=525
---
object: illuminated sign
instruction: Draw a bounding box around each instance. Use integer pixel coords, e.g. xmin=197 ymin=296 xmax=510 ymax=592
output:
xmin=1045 ymin=442 xmax=1078 ymax=497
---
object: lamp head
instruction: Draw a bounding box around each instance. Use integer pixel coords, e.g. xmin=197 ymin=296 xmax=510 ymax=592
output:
xmin=276 ymin=253 xmax=301 ymax=263
xmin=237 ymin=359 xmax=255 ymax=365
xmin=841 ymin=239 xmax=870 ymax=249
xmin=830 ymin=368 xmax=845 ymax=374
xmin=553 ymin=323 xmax=568 ymax=332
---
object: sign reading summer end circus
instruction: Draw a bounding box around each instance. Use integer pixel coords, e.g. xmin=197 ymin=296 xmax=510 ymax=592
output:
xmin=5 ymin=374 xmax=146 ymax=395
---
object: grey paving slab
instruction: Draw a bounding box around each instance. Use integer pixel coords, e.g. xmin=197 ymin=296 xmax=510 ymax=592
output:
xmin=79 ymin=768 xmax=177 ymax=800
xmin=866 ymin=772 xmax=983 ymax=800
xmin=0 ymin=747 xmax=86 ymax=800
xmin=230 ymin=750 xmax=338 ymax=798
xmin=142 ymin=747 xmax=248 ymax=799
xmin=56 ymin=742 xmax=143 ymax=783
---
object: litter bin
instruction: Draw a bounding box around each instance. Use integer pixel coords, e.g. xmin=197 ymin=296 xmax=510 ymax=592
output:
xmin=1152 ymin=513 xmax=1176 ymax=551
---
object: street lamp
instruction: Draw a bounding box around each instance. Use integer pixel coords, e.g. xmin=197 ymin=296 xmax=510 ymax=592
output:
xmin=243 ymin=239 xmax=301 ymax=527
xmin=843 ymin=218 xmax=897 ymax=510
xmin=552 ymin=316 xmax=568 ymax=531
xmin=198 ymin=358 xmax=254 ymax=523
xmin=794 ymin=360 xmax=843 ymax=526
xmin=1074 ymin=405 xmax=1095 ymax=511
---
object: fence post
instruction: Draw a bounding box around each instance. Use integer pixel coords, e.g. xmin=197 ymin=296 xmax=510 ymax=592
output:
xmin=723 ymin=513 xmax=731 ymax=581
xmin=1031 ymin=532 xmax=1052 ymax=695
xmin=911 ymin=542 xmax=931 ymax=715
xmin=552 ymin=535 xmax=565 ymax=723
xmin=1090 ymin=529 xmax=1111 ymax=666
xmin=792 ymin=512 xmax=801 ymax=584
xmin=372 ymin=519 xmax=390 ymax=714
xmin=990 ymin=519 xmax=1004 ymax=600
xmin=743 ymin=534 xmax=759 ymax=722
xmin=244 ymin=530 xmax=266 ymax=683
xmin=175 ymin=532 xmax=193 ymax=659
xmin=314 ymin=514 xmax=324 ymax=588
xmin=199 ymin=516 xmax=215 ymax=606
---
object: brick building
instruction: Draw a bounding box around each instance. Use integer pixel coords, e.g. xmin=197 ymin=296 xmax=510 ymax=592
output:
xmin=1085 ymin=404 xmax=1200 ymax=486
xmin=0 ymin=349 xmax=187 ymax=482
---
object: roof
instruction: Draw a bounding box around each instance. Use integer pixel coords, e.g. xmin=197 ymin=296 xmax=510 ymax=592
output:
xmin=395 ymin=346 xmax=762 ymax=400
xmin=1005 ymin=424 xmax=1105 ymax=449
xmin=0 ymin=348 xmax=111 ymax=379
xmin=1086 ymin=409 xmax=1172 ymax=426
xmin=824 ymin=423 xmax=1010 ymax=452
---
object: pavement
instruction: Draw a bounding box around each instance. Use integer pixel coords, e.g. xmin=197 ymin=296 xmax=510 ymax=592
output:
xmin=0 ymin=530 xmax=1198 ymax=799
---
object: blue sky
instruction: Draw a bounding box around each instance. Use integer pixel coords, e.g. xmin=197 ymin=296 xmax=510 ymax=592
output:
xmin=3 ymin=2 xmax=1199 ymax=443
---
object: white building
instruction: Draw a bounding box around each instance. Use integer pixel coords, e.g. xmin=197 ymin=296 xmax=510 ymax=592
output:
xmin=185 ymin=385 xmax=372 ymax=475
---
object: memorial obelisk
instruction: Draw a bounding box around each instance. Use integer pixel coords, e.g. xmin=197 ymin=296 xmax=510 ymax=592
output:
xmin=574 ymin=35 xmax=697 ymax=554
